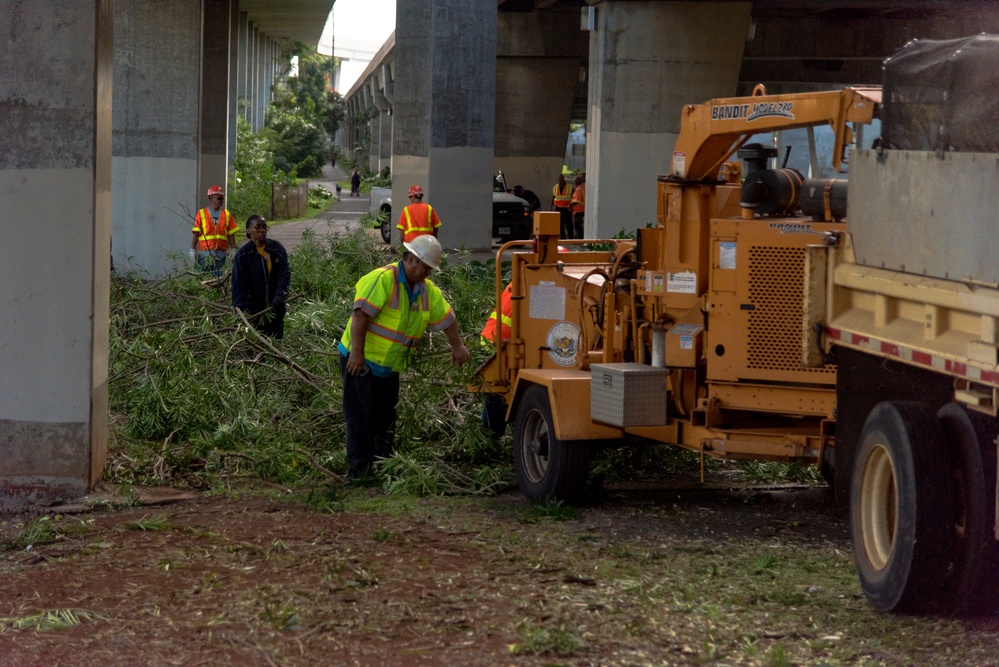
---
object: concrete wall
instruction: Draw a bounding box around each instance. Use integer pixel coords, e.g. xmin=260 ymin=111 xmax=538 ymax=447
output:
xmin=586 ymin=1 xmax=751 ymax=238
xmin=0 ymin=0 xmax=113 ymax=510
xmin=494 ymin=10 xmax=587 ymax=202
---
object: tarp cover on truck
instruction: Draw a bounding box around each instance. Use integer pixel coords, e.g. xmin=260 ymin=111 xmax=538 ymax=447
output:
xmin=881 ymin=34 xmax=999 ymax=152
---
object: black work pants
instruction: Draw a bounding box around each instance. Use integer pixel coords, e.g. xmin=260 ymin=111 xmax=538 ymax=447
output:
xmin=557 ymin=206 xmax=573 ymax=239
xmin=340 ymin=355 xmax=399 ymax=476
xmin=572 ymin=211 xmax=584 ymax=240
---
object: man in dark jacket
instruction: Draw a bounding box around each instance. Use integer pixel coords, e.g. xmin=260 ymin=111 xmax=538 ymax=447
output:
xmin=232 ymin=215 xmax=291 ymax=339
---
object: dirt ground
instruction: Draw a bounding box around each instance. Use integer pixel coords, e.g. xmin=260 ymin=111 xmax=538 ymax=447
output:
xmin=2 ymin=478 xmax=998 ymax=667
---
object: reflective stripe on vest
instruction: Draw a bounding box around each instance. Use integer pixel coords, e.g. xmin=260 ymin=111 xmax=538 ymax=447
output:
xmin=552 ymin=183 xmax=574 ymax=208
xmin=479 ymin=284 xmax=513 ymax=345
xmin=194 ymin=208 xmax=238 ymax=250
xmin=399 ymin=203 xmax=438 ymax=242
xmin=340 ymin=263 xmax=455 ymax=372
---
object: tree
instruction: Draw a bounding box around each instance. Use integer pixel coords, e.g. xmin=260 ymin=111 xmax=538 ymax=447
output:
xmin=264 ymin=44 xmax=346 ymax=179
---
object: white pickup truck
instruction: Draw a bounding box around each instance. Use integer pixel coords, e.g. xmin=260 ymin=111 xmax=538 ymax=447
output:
xmin=368 ymin=172 xmax=531 ymax=243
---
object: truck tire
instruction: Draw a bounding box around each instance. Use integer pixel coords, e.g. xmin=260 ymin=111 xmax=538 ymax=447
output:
xmin=851 ymin=401 xmax=954 ymax=613
xmin=379 ymin=208 xmax=392 ymax=244
xmin=936 ymin=404 xmax=999 ymax=615
xmin=513 ymin=384 xmax=591 ymax=504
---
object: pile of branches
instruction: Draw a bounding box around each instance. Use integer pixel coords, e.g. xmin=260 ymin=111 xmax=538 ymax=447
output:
xmin=107 ymin=227 xmax=510 ymax=497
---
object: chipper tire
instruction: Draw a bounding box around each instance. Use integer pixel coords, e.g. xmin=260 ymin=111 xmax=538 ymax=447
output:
xmin=850 ymin=401 xmax=954 ymax=613
xmin=513 ymin=384 xmax=591 ymax=504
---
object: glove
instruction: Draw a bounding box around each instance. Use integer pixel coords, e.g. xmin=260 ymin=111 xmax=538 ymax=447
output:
xmin=189 ymin=249 xmax=196 ymax=262
xmin=226 ymin=248 xmax=236 ymax=261
xmin=272 ymin=294 xmax=286 ymax=308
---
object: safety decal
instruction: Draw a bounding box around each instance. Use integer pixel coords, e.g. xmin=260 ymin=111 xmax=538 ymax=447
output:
xmin=547 ymin=321 xmax=581 ymax=367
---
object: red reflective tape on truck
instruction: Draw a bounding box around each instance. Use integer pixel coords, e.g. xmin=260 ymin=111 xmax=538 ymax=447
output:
xmin=825 ymin=326 xmax=999 ymax=387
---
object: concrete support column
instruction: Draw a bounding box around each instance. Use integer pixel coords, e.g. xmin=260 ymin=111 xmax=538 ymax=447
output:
xmin=200 ymin=0 xmax=234 ymax=201
xmin=494 ymin=10 xmax=587 ymax=204
xmin=367 ymin=81 xmax=384 ymax=174
xmin=395 ymin=0 xmax=497 ymax=250
xmin=586 ymin=1 xmax=751 ymax=238
xmin=379 ymin=63 xmax=395 ymax=175
xmin=0 ymin=0 xmax=113 ymax=510
xmin=112 ymin=0 xmax=202 ymax=276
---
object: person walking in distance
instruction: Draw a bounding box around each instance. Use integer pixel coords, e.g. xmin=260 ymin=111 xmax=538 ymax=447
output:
xmin=550 ymin=173 xmax=575 ymax=240
xmin=570 ymin=174 xmax=585 ymax=239
xmin=350 ymin=169 xmax=361 ymax=197
xmin=396 ymin=185 xmax=442 ymax=246
xmin=338 ymin=235 xmax=471 ymax=480
xmin=232 ymin=215 xmax=291 ymax=339
xmin=191 ymin=185 xmax=239 ymax=278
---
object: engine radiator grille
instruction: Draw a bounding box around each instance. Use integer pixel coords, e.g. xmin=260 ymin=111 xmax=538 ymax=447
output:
xmin=747 ymin=246 xmax=834 ymax=375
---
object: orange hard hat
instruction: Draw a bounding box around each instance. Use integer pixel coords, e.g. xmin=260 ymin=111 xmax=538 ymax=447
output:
xmin=207 ymin=185 xmax=224 ymax=198
xmin=408 ymin=185 xmax=423 ymax=198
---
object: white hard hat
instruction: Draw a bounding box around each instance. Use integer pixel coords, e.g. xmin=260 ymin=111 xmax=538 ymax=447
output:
xmin=403 ymin=234 xmax=442 ymax=270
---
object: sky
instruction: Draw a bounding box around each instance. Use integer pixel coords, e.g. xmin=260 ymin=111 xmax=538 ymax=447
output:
xmin=319 ymin=0 xmax=396 ymax=93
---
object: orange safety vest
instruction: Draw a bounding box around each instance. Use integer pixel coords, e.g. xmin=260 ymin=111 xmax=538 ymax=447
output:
xmin=193 ymin=208 xmax=238 ymax=251
xmin=397 ymin=202 xmax=442 ymax=242
xmin=571 ymin=183 xmax=585 ymax=213
xmin=480 ymin=284 xmax=513 ymax=345
xmin=552 ymin=182 xmax=574 ymax=208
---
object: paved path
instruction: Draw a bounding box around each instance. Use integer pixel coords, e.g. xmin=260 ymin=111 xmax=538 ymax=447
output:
xmin=267 ymin=164 xmax=381 ymax=251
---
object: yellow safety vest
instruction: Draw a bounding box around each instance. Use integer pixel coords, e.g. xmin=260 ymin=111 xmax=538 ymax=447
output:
xmin=340 ymin=262 xmax=455 ymax=373
xmin=552 ymin=182 xmax=574 ymax=208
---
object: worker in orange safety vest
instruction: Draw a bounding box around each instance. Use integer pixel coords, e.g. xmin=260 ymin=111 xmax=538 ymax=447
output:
xmin=479 ymin=246 xmax=567 ymax=438
xmin=191 ymin=184 xmax=239 ymax=278
xmin=396 ymin=185 xmax=442 ymax=246
xmin=570 ymin=174 xmax=585 ymax=239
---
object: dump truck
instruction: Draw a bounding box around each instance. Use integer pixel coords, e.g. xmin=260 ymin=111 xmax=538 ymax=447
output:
xmin=472 ymin=35 xmax=999 ymax=615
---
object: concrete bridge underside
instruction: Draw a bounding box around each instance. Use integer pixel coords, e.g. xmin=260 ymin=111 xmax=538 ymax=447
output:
xmin=344 ymin=0 xmax=999 ymax=247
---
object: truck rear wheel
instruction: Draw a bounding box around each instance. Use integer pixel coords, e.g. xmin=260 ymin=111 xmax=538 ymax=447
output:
xmin=851 ymin=401 xmax=954 ymax=613
xmin=936 ymin=404 xmax=999 ymax=615
xmin=513 ymin=385 xmax=591 ymax=504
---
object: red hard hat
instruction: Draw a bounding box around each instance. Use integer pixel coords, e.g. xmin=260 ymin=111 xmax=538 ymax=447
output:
xmin=207 ymin=185 xmax=224 ymax=198
xmin=408 ymin=185 xmax=423 ymax=198
xmin=558 ymin=245 xmax=569 ymax=252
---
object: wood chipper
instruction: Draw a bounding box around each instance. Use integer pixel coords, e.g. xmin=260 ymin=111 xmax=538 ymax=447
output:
xmin=471 ymin=85 xmax=881 ymax=504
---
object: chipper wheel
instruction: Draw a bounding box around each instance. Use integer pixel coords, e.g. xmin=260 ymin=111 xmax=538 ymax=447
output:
xmin=513 ymin=384 xmax=591 ymax=504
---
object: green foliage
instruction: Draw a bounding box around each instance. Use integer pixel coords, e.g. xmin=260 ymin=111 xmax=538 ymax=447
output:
xmin=107 ymin=228 xmax=503 ymax=496
xmin=739 ymin=460 xmax=823 ymax=484
xmin=264 ymin=46 xmax=343 ymax=178
xmin=1 ymin=609 xmax=106 ymax=632
xmin=229 ymin=115 xmax=276 ymax=222
xmin=511 ymin=618 xmax=581 ymax=655
xmin=308 ymin=184 xmax=334 ymax=210
xmin=121 ymin=515 xmax=172 ymax=532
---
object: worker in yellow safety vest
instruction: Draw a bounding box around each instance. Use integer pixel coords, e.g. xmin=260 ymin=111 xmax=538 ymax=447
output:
xmin=550 ymin=173 xmax=575 ymax=240
xmin=191 ymin=184 xmax=239 ymax=278
xmin=338 ymin=235 xmax=470 ymax=480
xmin=397 ymin=185 xmax=442 ymax=245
